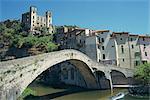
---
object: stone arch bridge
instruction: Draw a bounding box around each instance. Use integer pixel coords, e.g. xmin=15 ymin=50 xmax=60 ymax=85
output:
xmin=0 ymin=49 xmax=134 ymax=100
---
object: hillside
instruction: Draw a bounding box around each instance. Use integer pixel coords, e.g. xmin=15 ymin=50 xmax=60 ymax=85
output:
xmin=0 ymin=19 xmax=59 ymax=61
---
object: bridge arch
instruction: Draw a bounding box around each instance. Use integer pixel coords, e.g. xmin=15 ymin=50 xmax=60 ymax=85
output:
xmin=0 ymin=49 xmax=99 ymax=99
xmin=0 ymin=49 xmax=134 ymax=100
xmin=110 ymin=70 xmax=128 ymax=85
xmin=94 ymin=71 xmax=110 ymax=89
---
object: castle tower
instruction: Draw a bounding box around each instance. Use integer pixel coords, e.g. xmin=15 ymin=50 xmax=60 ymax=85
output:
xmin=30 ymin=6 xmax=37 ymax=31
xmin=46 ymin=11 xmax=52 ymax=28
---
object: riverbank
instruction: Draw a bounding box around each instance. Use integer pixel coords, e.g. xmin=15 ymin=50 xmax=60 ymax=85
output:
xmin=20 ymin=81 xmax=149 ymax=100
xmin=128 ymin=85 xmax=150 ymax=99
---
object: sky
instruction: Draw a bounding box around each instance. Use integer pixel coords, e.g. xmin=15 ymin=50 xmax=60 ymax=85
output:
xmin=0 ymin=0 xmax=150 ymax=34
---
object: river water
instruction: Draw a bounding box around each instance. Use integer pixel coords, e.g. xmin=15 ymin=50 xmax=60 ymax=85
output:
xmin=25 ymin=82 xmax=149 ymax=100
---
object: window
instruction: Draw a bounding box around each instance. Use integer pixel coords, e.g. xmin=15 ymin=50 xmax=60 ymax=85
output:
xmin=33 ymin=16 xmax=34 ymax=19
xmin=98 ymin=45 xmax=100 ymax=49
xmin=102 ymin=46 xmax=104 ymax=50
xmin=142 ymin=61 xmax=147 ymax=64
xmin=99 ymin=59 xmax=101 ymax=62
xmin=123 ymin=59 xmax=124 ymax=62
xmin=120 ymin=38 xmax=122 ymax=40
xmin=143 ymin=37 xmax=145 ymax=41
xmin=145 ymin=52 xmax=147 ymax=56
xmin=71 ymin=68 xmax=74 ymax=80
xmin=103 ymin=54 xmax=105 ymax=59
xmin=121 ymin=45 xmax=124 ymax=53
xmin=112 ymin=45 xmax=114 ymax=47
xmin=131 ymin=38 xmax=133 ymax=41
xmin=80 ymin=40 xmax=82 ymax=43
xmin=131 ymin=44 xmax=134 ymax=49
xmin=101 ymin=38 xmax=104 ymax=42
xmin=33 ymin=11 xmax=35 ymax=13
xmin=33 ymin=24 xmax=34 ymax=26
xmin=33 ymin=21 xmax=34 ymax=23
xmin=135 ymin=52 xmax=140 ymax=58
xmin=135 ymin=61 xmax=140 ymax=66
xmin=98 ymin=37 xmax=101 ymax=43
xmin=144 ymin=44 xmax=146 ymax=48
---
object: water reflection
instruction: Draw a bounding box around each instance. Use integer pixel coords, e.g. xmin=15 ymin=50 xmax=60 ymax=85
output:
xmin=25 ymin=82 xmax=149 ymax=100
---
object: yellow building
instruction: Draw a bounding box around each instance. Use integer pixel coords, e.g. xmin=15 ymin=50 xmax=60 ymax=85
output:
xmin=22 ymin=6 xmax=53 ymax=33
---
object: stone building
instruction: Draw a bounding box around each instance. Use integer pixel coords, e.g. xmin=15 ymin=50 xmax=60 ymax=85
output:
xmin=54 ymin=28 xmax=150 ymax=86
xmin=86 ymin=30 xmax=117 ymax=65
xmin=128 ymin=34 xmax=141 ymax=68
xmin=54 ymin=26 xmax=76 ymax=49
xmin=138 ymin=35 xmax=150 ymax=64
xmin=112 ymin=32 xmax=132 ymax=68
xmin=112 ymin=32 xmax=150 ymax=68
xmin=22 ymin=6 xmax=53 ymax=33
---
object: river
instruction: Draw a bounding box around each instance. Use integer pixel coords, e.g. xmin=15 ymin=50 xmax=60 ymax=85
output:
xmin=24 ymin=82 xmax=149 ymax=100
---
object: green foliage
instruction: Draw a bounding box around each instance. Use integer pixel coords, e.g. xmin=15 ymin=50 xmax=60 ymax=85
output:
xmin=12 ymin=34 xmax=58 ymax=52
xmin=134 ymin=63 xmax=150 ymax=85
xmin=0 ymin=19 xmax=58 ymax=53
xmin=20 ymin=88 xmax=36 ymax=99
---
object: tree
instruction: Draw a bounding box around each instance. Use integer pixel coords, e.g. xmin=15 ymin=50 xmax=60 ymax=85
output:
xmin=134 ymin=63 xmax=150 ymax=85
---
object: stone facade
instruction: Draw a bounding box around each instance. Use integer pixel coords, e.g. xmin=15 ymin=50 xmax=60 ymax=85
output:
xmin=22 ymin=6 xmax=53 ymax=33
xmin=138 ymin=35 xmax=150 ymax=63
xmin=54 ymin=27 xmax=150 ymax=88
xmin=92 ymin=30 xmax=117 ymax=64
xmin=112 ymin=33 xmax=150 ymax=68
xmin=128 ymin=34 xmax=141 ymax=67
xmin=56 ymin=28 xmax=150 ymax=69
xmin=112 ymin=32 xmax=131 ymax=68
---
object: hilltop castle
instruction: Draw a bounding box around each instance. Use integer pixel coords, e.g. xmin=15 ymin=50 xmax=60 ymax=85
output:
xmin=22 ymin=6 xmax=53 ymax=33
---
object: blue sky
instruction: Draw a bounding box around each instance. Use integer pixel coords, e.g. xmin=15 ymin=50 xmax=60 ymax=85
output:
xmin=0 ymin=0 xmax=149 ymax=34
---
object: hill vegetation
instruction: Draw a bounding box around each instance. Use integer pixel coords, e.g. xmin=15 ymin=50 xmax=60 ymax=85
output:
xmin=0 ymin=19 xmax=59 ymax=61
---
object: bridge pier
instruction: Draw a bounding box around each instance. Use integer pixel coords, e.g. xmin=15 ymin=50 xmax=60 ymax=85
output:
xmin=104 ymin=71 xmax=113 ymax=91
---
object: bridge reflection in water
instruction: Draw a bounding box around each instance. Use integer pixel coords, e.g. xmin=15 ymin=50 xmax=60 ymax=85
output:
xmin=24 ymin=81 xmax=143 ymax=100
